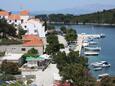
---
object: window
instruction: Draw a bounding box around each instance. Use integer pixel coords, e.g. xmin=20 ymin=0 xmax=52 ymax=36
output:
xmin=34 ymin=30 xmax=37 ymax=33
xmin=9 ymin=20 xmax=11 ymax=22
xmin=24 ymin=26 xmax=27 ymax=28
xmin=21 ymin=19 xmax=24 ymax=23
xmin=15 ymin=20 xmax=17 ymax=22
xmin=21 ymin=48 xmax=26 ymax=51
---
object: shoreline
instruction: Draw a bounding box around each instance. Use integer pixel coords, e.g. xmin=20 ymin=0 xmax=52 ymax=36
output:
xmin=48 ymin=22 xmax=115 ymax=27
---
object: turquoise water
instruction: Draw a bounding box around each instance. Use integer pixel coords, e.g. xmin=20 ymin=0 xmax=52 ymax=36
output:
xmin=55 ymin=24 xmax=115 ymax=78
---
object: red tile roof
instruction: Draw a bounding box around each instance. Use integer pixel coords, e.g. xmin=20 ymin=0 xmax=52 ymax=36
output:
xmin=8 ymin=14 xmax=20 ymax=20
xmin=0 ymin=11 xmax=9 ymax=16
xmin=20 ymin=10 xmax=29 ymax=15
xmin=23 ymin=35 xmax=43 ymax=47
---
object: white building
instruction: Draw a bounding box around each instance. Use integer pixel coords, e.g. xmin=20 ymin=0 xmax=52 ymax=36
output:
xmin=21 ymin=19 xmax=45 ymax=38
xmin=0 ymin=10 xmax=46 ymax=38
xmin=0 ymin=11 xmax=9 ymax=19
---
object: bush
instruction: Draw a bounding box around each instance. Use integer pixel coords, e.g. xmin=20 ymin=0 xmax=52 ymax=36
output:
xmin=1 ymin=60 xmax=21 ymax=75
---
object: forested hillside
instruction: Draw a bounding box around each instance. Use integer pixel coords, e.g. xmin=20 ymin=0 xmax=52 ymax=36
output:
xmin=35 ymin=9 xmax=115 ymax=24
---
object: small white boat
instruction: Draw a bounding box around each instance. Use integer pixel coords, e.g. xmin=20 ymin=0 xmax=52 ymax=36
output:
xmin=84 ymin=51 xmax=99 ymax=56
xmin=82 ymin=42 xmax=89 ymax=47
xmin=98 ymin=73 xmax=109 ymax=78
xmin=91 ymin=61 xmax=111 ymax=68
xmin=91 ymin=62 xmax=102 ymax=67
xmin=84 ymin=47 xmax=101 ymax=51
xmin=94 ymin=67 xmax=102 ymax=71
xmin=89 ymin=41 xmax=97 ymax=45
xmin=100 ymin=34 xmax=106 ymax=38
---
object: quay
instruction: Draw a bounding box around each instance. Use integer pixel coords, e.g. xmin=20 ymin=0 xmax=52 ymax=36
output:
xmin=75 ymin=34 xmax=102 ymax=55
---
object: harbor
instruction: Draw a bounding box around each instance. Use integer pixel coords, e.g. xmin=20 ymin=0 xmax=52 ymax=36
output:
xmin=56 ymin=24 xmax=115 ymax=79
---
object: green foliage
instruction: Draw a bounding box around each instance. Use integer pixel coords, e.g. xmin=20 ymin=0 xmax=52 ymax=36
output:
xmin=0 ymin=52 xmax=5 ymax=57
xmin=60 ymin=26 xmax=67 ymax=34
xmin=47 ymin=25 xmax=55 ymax=30
xmin=0 ymin=39 xmax=22 ymax=45
xmin=35 ymin=9 xmax=115 ymax=24
xmin=65 ymin=28 xmax=77 ymax=42
xmin=47 ymin=34 xmax=59 ymax=44
xmin=18 ymin=26 xmax=27 ymax=39
xmin=0 ymin=74 xmax=16 ymax=81
xmin=0 ymin=19 xmax=17 ymax=38
xmin=45 ymin=34 xmax=60 ymax=54
xmin=1 ymin=60 xmax=20 ymax=75
xmin=59 ymin=44 xmax=64 ymax=49
xmin=48 ymin=14 xmax=76 ymax=24
xmin=53 ymin=51 xmax=96 ymax=86
xmin=76 ymin=9 xmax=115 ymax=24
xmin=21 ymin=48 xmax=39 ymax=64
xmin=27 ymin=48 xmax=38 ymax=56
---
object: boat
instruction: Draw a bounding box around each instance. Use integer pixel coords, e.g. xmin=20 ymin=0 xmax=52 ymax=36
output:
xmin=84 ymin=51 xmax=99 ymax=56
xmin=100 ymin=33 xmax=106 ymax=38
xmin=91 ymin=61 xmax=111 ymax=68
xmin=98 ymin=73 xmax=109 ymax=79
xmin=82 ymin=42 xmax=89 ymax=47
xmin=84 ymin=47 xmax=101 ymax=51
xmin=89 ymin=41 xmax=97 ymax=45
xmin=101 ymin=61 xmax=111 ymax=68
xmin=102 ymin=64 xmax=111 ymax=68
xmin=94 ymin=67 xmax=102 ymax=71
xmin=91 ymin=62 xmax=102 ymax=67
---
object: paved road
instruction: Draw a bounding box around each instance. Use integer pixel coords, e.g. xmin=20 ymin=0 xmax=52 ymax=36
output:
xmin=32 ymin=64 xmax=59 ymax=86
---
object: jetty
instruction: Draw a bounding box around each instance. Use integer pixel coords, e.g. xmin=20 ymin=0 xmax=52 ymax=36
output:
xmin=75 ymin=33 xmax=103 ymax=55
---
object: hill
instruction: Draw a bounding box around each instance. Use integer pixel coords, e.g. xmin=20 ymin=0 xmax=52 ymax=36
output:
xmin=76 ymin=9 xmax=115 ymax=24
xmin=35 ymin=8 xmax=115 ymax=25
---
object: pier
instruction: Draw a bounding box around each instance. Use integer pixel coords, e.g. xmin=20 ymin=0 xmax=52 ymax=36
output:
xmin=75 ymin=34 xmax=102 ymax=55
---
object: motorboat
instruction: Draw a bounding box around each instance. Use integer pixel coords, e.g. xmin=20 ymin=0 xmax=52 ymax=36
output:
xmin=91 ymin=61 xmax=111 ymax=68
xmin=82 ymin=42 xmax=89 ymax=47
xmin=94 ymin=67 xmax=102 ymax=71
xmin=84 ymin=47 xmax=101 ymax=51
xmin=89 ymin=41 xmax=97 ymax=45
xmin=98 ymin=73 xmax=109 ymax=79
xmin=100 ymin=33 xmax=106 ymax=38
xmin=84 ymin=51 xmax=99 ymax=56
xmin=91 ymin=62 xmax=102 ymax=67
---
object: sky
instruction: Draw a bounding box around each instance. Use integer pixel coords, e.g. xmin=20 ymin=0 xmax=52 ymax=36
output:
xmin=0 ymin=0 xmax=115 ymax=14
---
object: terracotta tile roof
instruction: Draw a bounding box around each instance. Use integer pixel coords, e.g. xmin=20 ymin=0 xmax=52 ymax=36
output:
xmin=20 ymin=10 xmax=29 ymax=15
xmin=0 ymin=11 xmax=9 ymax=16
xmin=23 ymin=35 xmax=43 ymax=47
xmin=8 ymin=14 xmax=20 ymax=20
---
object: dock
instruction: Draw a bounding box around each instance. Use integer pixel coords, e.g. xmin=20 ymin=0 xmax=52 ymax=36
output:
xmin=75 ymin=34 xmax=103 ymax=55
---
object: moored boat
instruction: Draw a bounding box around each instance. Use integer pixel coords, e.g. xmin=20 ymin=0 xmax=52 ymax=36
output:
xmin=94 ymin=67 xmax=102 ymax=71
xmin=84 ymin=47 xmax=101 ymax=51
xmin=98 ymin=73 xmax=109 ymax=79
xmin=84 ymin=51 xmax=99 ymax=56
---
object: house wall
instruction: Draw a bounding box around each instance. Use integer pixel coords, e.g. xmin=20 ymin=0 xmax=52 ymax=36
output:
xmin=20 ymin=16 xmax=29 ymax=22
xmin=21 ymin=20 xmax=45 ymax=38
xmin=0 ymin=15 xmax=8 ymax=19
xmin=7 ymin=19 xmax=21 ymax=25
xmin=0 ymin=45 xmax=43 ymax=55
